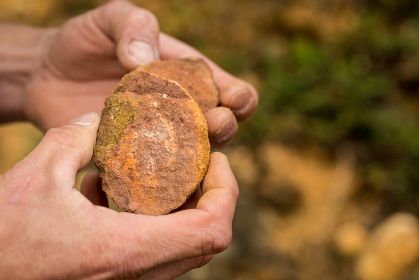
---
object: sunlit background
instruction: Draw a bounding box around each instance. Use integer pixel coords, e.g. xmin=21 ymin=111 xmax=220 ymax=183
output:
xmin=1 ymin=0 xmax=419 ymax=279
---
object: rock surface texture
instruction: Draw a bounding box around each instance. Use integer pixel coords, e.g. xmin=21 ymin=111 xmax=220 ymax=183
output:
xmin=141 ymin=58 xmax=219 ymax=113
xmin=94 ymin=59 xmax=215 ymax=215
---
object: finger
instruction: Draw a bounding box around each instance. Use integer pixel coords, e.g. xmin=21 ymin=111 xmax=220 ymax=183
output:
xmin=119 ymin=153 xmax=238 ymax=270
xmin=159 ymin=33 xmax=258 ymax=120
xmin=139 ymin=255 xmax=213 ymax=280
xmin=205 ymin=107 xmax=238 ymax=146
xmin=80 ymin=171 xmax=108 ymax=207
xmin=92 ymin=0 xmax=160 ymax=69
xmin=24 ymin=112 xmax=100 ymax=188
xmin=197 ymin=152 xmax=239 ymax=215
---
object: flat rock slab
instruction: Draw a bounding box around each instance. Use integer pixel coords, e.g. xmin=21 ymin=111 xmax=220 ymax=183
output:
xmin=94 ymin=62 xmax=211 ymax=215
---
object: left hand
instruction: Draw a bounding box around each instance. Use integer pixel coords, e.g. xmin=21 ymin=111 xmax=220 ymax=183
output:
xmin=0 ymin=112 xmax=239 ymax=279
xmin=24 ymin=0 xmax=258 ymax=145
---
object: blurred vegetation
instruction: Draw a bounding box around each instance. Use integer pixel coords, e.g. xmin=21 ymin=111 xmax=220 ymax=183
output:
xmin=135 ymin=0 xmax=419 ymax=214
xmin=230 ymin=0 xmax=419 ymax=214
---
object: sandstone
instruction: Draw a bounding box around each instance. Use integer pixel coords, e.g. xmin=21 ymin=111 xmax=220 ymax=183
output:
xmin=141 ymin=58 xmax=219 ymax=113
xmin=94 ymin=68 xmax=210 ymax=215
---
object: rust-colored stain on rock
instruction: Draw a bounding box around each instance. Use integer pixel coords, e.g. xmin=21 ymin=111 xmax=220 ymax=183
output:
xmin=94 ymin=59 xmax=212 ymax=215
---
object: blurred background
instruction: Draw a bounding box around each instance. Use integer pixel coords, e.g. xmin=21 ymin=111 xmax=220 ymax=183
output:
xmin=0 ymin=0 xmax=419 ymax=279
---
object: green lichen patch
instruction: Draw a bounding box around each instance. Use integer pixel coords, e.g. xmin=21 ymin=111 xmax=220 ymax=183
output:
xmin=93 ymin=94 xmax=136 ymax=168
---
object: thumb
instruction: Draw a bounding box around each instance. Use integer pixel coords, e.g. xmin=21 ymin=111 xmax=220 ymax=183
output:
xmin=26 ymin=112 xmax=100 ymax=185
xmin=91 ymin=0 xmax=160 ymax=69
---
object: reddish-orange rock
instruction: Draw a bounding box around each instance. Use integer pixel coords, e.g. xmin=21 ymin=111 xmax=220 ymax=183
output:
xmin=141 ymin=58 xmax=220 ymax=113
xmin=94 ymin=70 xmax=210 ymax=215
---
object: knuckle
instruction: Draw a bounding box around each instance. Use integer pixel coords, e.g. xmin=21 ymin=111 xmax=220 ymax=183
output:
xmin=140 ymin=10 xmax=159 ymax=27
xmin=127 ymin=9 xmax=159 ymax=31
xmin=193 ymin=255 xmax=212 ymax=269
xmin=202 ymin=222 xmax=232 ymax=254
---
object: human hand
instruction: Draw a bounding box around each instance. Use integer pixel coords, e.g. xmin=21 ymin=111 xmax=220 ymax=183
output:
xmin=0 ymin=112 xmax=239 ymax=279
xmin=24 ymin=0 xmax=258 ymax=146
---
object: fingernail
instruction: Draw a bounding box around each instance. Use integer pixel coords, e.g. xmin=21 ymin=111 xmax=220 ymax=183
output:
xmin=229 ymin=88 xmax=251 ymax=111
xmin=127 ymin=40 xmax=158 ymax=65
xmin=71 ymin=112 xmax=99 ymax=126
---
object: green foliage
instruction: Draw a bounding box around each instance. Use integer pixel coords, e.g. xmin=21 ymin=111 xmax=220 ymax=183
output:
xmin=238 ymin=3 xmax=419 ymax=212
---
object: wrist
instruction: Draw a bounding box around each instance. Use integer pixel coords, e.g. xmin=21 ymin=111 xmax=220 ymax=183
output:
xmin=0 ymin=25 xmax=54 ymax=123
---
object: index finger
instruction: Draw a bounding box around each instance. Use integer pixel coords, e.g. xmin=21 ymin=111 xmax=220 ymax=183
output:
xmin=159 ymin=33 xmax=258 ymax=121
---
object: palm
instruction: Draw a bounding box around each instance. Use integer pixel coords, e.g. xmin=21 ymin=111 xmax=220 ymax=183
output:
xmin=27 ymin=18 xmax=127 ymax=130
xmin=29 ymin=77 xmax=118 ymax=129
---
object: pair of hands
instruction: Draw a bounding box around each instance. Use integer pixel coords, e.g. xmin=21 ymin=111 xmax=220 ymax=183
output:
xmin=0 ymin=0 xmax=257 ymax=278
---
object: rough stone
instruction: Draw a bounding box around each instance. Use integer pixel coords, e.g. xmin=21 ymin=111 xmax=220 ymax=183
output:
xmin=141 ymin=58 xmax=219 ymax=113
xmin=94 ymin=69 xmax=210 ymax=215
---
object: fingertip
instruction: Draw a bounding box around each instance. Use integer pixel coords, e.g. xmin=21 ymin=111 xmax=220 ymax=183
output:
xmin=199 ymin=151 xmax=238 ymax=214
xmin=204 ymin=152 xmax=233 ymax=188
xmin=239 ymin=84 xmax=259 ymax=120
xmin=210 ymin=151 xmax=228 ymax=162
xmin=205 ymin=107 xmax=238 ymax=146
xmin=94 ymin=0 xmax=160 ymax=69
xmin=69 ymin=112 xmax=101 ymax=155
xmin=207 ymin=152 xmax=233 ymax=180
xmin=158 ymin=33 xmax=258 ymax=121
xmin=221 ymin=83 xmax=259 ymax=121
